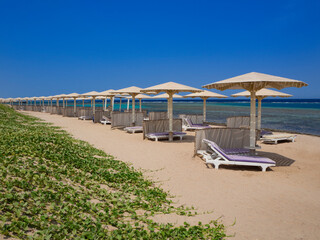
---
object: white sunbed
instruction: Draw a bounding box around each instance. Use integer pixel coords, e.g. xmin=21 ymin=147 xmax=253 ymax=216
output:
xmin=260 ymin=134 xmax=296 ymax=144
xmin=124 ymin=126 xmax=143 ymax=133
xmin=199 ymin=139 xmax=275 ymax=172
xmin=146 ymin=132 xmax=186 ymax=141
xmin=100 ymin=116 xmax=111 ymax=125
xmin=78 ymin=116 xmax=93 ymax=121
xmin=182 ymin=118 xmax=211 ymax=131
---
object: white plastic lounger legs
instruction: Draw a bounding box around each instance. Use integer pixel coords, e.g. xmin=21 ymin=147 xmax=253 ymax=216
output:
xmin=261 ymin=134 xmax=296 ymax=144
xmin=199 ymin=139 xmax=276 ymax=172
xmin=146 ymin=132 xmax=186 ymax=141
xmin=124 ymin=126 xmax=143 ymax=133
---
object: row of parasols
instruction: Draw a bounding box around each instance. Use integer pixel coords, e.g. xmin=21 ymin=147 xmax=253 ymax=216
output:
xmin=1 ymin=72 xmax=308 ymax=148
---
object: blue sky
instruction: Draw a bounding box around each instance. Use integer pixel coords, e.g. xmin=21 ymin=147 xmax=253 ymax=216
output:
xmin=0 ymin=0 xmax=319 ymax=98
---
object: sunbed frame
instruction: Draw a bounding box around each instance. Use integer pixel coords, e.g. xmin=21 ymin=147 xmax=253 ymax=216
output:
xmin=199 ymin=139 xmax=275 ymax=172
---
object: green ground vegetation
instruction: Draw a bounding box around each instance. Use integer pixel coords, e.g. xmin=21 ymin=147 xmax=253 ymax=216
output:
xmin=0 ymin=105 xmax=226 ymax=239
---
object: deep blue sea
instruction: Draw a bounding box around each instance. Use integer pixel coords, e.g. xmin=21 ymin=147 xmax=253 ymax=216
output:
xmin=64 ymin=98 xmax=320 ymax=136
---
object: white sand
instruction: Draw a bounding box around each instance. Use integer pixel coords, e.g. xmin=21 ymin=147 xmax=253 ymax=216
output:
xmin=26 ymin=111 xmax=320 ymax=240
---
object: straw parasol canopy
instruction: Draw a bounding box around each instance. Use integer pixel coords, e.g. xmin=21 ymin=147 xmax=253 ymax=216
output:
xmin=81 ymin=91 xmax=101 ymax=113
xmin=184 ymin=90 xmax=227 ymax=122
xmin=51 ymin=94 xmax=66 ymax=107
xmin=203 ymin=72 xmax=308 ymax=151
xmin=232 ymin=88 xmax=292 ymax=130
xmin=141 ymin=82 xmax=202 ymax=141
xmin=152 ymin=93 xmax=183 ymax=99
xmin=37 ymin=96 xmax=47 ymax=106
xmin=62 ymin=93 xmax=80 ymax=114
xmin=111 ymin=87 xmax=143 ymax=125
xmin=99 ymin=89 xmax=116 ymax=111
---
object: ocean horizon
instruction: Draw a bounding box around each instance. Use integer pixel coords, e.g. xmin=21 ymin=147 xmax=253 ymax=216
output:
xmin=12 ymin=98 xmax=320 ymax=136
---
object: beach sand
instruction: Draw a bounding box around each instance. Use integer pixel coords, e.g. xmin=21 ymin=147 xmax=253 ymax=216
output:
xmin=25 ymin=111 xmax=320 ymax=240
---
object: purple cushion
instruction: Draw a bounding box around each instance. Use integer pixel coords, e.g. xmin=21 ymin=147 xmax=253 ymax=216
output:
xmin=207 ymin=140 xmax=275 ymax=165
xmin=126 ymin=126 xmax=143 ymax=129
xmin=224 ymin=148 xmax=250 ymax=155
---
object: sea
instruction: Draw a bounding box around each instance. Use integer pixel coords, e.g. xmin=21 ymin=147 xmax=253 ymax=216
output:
xmin=71 ymin=98 xmax=320 ymax=136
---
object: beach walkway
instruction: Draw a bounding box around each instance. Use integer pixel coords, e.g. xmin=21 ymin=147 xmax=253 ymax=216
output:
xmin=27 ymin=111 xmax=320 ymax=240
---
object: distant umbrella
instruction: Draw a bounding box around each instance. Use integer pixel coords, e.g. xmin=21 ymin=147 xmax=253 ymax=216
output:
xmin=184 ymin=90 xmax=227 ymax=122
xmin=111 ymin=87 xmax=143 ymax=125
xmin=141 ymin=82 xmax=202 ymax=141
xmin=231 ymin=88 xmax=292 ymax=130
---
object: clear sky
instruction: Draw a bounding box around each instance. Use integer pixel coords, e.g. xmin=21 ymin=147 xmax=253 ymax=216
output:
xmin=0 ymin=0 xmax=319 ymax=98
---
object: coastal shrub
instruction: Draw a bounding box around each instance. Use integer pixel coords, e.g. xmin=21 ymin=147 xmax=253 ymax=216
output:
xmin=0 ymin=105 xmax=226 ymax=239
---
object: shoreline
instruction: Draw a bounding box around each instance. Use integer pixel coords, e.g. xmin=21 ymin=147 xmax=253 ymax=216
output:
xmin=206 ymin=122 xmax=320 ymax=137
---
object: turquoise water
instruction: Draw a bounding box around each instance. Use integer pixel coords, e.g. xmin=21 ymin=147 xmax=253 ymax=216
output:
xmin=19 ymin=99 xmax=320 ymax=136
xmin=81 ymin=99 xmax=320 ymax=136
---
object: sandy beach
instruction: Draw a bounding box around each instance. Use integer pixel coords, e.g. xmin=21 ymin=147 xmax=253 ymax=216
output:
xmin=25 ymin=111 xmax=320 ymax=240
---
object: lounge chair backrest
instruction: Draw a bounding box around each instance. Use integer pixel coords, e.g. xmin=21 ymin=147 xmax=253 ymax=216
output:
xmin=203 ymin=139 xmax=229 ymax=159
xmin=111 ymin=112 xmax=144 ymax=128
xmin=183 ymin=117 xmax=193 ymax=127
xmin=149 ymin=112 xmax=168 ymax=120
xmin=226 ymin=116 xmax=250 ymax=128
xmin=143 ymin=119 xmax=182 ymax=139
xmin=194 ymin=128 xmax=252 ymax=156
xmin=77 ymin=107 xmax=93 ymax=118
xmin=62 ymin=106 xmax=75 ymax=117
xmin=179 ymin=114 xmax=204 ymax=124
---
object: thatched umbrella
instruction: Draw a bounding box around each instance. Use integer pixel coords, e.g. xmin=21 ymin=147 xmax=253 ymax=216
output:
xmin=52 ymin=94 xmax=66 ymax=107
xmin=203 ymin=72 xmax=307 ymax=150
xmin=111 ymin=87 xmax=143 ymax=125
xmin=141 ymin=82 xmax=202 ymax=141
xmin=60 ymin=93 xmax=80 ymax=115
xmin=80 ymin=91 xmax=101 ymax=114
xmin=99 ymin=90 xmax=116 ymax=111
xmin=231 ymin=88 xmax=292 ymax=130
xmin=38 ymin=96 xmax=46 ymax=106
xmin=184 ymin=90 xmax=227 ymax=122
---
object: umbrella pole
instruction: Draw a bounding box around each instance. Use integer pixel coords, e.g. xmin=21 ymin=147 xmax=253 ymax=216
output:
xmin=104 ymin=98 xmax=107 ymax=111
xmin=111 ymin=97 xmax=114 ymax=111
xmin=250 ymin=91 xmax=257 ymax=152
xmin=93 ymin=97 xmax=96 ymax=114
xmin=139 ymin=99 xmax=142 ymax=112
xmin=119 ymin=98 xmax=122 ymax=112
xmin=257 ymin=97 xmax=262 ymax=130
xmin=132 ymin=95 xmax=136 ymax=126
xmin=74 ymin=98 xmax=76 ymax=116
xmin=127 ymin=99 xmax=129 ymax=111
xmin=203 ymin=97 xmax=207 ymax=122
xmin=82 ymin=99 xmax=84 ymax=107
xmin=168 ymin=91 xmax=173 ymax=141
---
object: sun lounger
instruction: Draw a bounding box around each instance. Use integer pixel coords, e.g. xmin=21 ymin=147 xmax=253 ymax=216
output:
xmin=100 ymin=116 xmax=111 ymax=125
xmin=146 ymin=132 xmax=186 ymax=141
xmin=182 ymin=118 xmax=211 ymax=131
xmin=260 ymin=134 xmax=296 ymax=144
xmin=78 ymin=116 xmax=93 ymax=121
xmin=124 ymin=126 xmax=143 ymax=133
xmin=199 ymin=139 xmax=275 ymax=171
